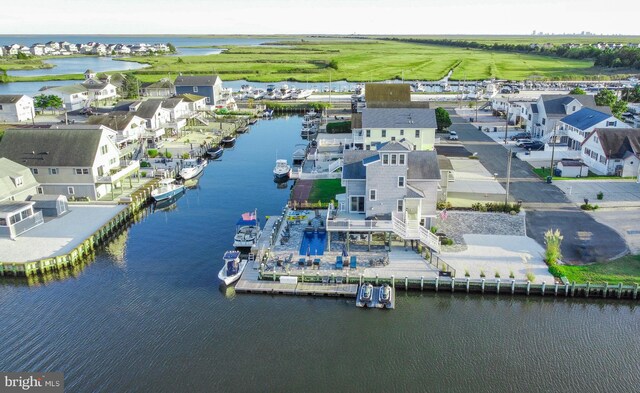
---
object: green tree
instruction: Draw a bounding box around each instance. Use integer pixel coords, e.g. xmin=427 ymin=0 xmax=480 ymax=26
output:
xmin=569 ymin=87 xmax=586 ymax=95
xmin=595 ymin=89 xmax=627 ymax=119
xmin=122 ymin=74 xmax=141 ymax=99
xmin=167 ymin=43 xmax=177 ymax=53
xmin=16 ymin=52 xmax=29 ymax=60
xmin=435 ymin=107 xmax=452 ymax=130
xmin=34 ymin=94 xmax=63 ymax=114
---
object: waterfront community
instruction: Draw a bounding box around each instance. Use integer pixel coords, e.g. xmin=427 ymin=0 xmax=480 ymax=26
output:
xmin=2 ymin=31 xmax=640 ymax=392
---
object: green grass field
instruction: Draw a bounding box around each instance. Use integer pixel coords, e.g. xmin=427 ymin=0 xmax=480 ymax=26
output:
xmin=555 ymin=255 xmax=640 ymax=285
xmin=118 ymin=39 xmax=605 ymax=83
xmin=307 ymin=179 xmax=345 ymax=204
xmin=532 ymin=168 xmax=635 ymax=180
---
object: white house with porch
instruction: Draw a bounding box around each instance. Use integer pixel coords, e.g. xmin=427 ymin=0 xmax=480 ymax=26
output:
xmin=0 ymin=126 xmax=140 ymax=200
xmin=581 ymin=128 xmax=640 ymax=176
xmin=558 ymin=107 xmax=627 ymax=150
xmin=326 ymin=140 xmax=441 ymax=253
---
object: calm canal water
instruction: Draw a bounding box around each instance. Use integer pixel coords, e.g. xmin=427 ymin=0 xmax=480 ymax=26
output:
xmin=1 ymin=117 xmax=639 ymax=393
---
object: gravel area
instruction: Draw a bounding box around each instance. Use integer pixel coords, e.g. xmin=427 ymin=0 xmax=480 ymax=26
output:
xmin=433 ymin=211 xmax=526 ymax=252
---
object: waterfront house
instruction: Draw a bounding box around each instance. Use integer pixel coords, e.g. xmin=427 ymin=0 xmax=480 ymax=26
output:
xmin=82 ymin=72 xmax=118 ymax=104
xmin=491 ymin=98 xmax=532 ymax=126
xmin=0 ymin=201 xmax=44 ymax=240
xmin=326 ymin=140 xmax=442 ymax=253
xmin=174 ymin=75 xmax=223 ymax=106
xmin=29 ymin=44 xmax=46 ymax=56
xmin=558 ymin=107 xmax=627 ymax=150
xmin=87 ymin=112 xmax=147 ymax=146
xmin=527 ymin=94 xmax=601 ymax=138
xmin=0 ymin=158 xmax=39 ymax=202
xmin=0 ymin=95 xmax=35 ymax=123
xmin=581 ymin=128 xmax=640 ymax=176
xmin=141 ymin=78 xmax=176 ymax=98
xmin=128 ymin=99 xmax=172 ymax=130
xmin=351 ymin=107 xmax=437 ymax=151
xmin=39 ymin=85 xmax=89 ymax=111
xmin=0 ymin=127 xmax=140 ymax=200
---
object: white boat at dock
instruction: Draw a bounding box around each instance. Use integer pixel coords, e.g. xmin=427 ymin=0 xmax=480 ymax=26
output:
xmin=178 ymin=158 xmax=207 ymax=180
xmin=233 ymin=210 xmax=262 ymax=248
xmin=151 ymin=178 xmax=185 ymax=202
xmin=218 ymin=250 xmax=247 ymax=285
xmin=273 ymin=159 xmax=291 ymax=181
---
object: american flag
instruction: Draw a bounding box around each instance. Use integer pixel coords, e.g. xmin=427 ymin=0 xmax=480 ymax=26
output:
xmin=242 ymin=211 xmax=256 ymax=221
xmin=440 ymin=209 xmax=448 ymax=220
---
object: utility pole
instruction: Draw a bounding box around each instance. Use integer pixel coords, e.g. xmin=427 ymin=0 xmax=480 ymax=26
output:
xmin=505 ymin=148 xmax=512 ymax=205
xmin=549 ymin=125 xmax=557 ymax=178
xmin=503 ymin=99 xmax=509 ymax=144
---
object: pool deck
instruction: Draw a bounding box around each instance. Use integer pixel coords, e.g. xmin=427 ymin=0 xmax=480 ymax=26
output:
xmin=0 ymin=204 xmax=127 ymax=263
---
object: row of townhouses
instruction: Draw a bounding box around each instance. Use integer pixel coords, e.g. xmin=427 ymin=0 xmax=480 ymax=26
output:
xmin=0 ymin=41 xmax=170 ymax=57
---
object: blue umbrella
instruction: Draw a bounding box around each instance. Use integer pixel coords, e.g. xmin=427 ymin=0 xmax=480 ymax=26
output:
xmin=342 ymin=247 xmax=348 ymax=257
xmin=307 ymin=245 xmax=311 ymax=257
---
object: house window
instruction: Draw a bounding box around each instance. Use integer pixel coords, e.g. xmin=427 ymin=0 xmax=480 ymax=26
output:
xmin=382 ymin=154 xmax=389 ymax=165
xmin=0 ymin=105 xmax=3 ymax=110
xmin=606 ymin=121 xmax=617 ymax=127
xmin=365 ymin=145 xmax=370 ymax=150
xmin=584 ymin=148 xmax=591 ymax=156
xmin=193 ymin=86 xmax=198 ymax=93
xmin=31 ymin=168 xmax=38 ymax=175
xmin=415 ymin=130 xmax=420 ymax=138
xmin=75 ymin=168 xmax=89 ymax=175
xmin=350 ymin=196 xmax=365 ymax=213
xmin=37 ymin=187 xmax=43 ymax=194
xmin=0 ymin=218 xmax=6 ymax=226
xmin=599 ymin=156 xmax=606 ymax=164
xmin=97 ymin=166 xmax=104 ymax=176
xmin=205 ymin=97 xmax=210 ymax=103
xmin=13 ymin=176 xmax=23 ymax=187
xmin=48 ymin=168 xmax=58 ymax=175
xmin=397 ymin=199 xmax=404 ymax=213
xmin=366 ymin=130 xmax=371 ymax=137
xmin=400 ymin=130 xmax=404 ymax=136
xmin=391 ymin=154 xmax=397 ymax=165
xmin=391 ymin=136 xmax=396 ymax=141
xmin=381 ymin=130 xmax=386 ymax=138
xmin=399 ymin=154 xmax=405 ymax=165
xmin=369 ymin=189 xmax=377 ymax=201
xmin=594 ymin=136 xmax=598 ymax=143
xmin=572 ymin=106 xmax=576 ymax=112
xmin=67 ymin=187 xmax=75 ymax=195
xmin=542 ymin=118 xmax=546 ymax=125
xmin=109 ymin=158 xmax=117 ymax=166
xmin=398 ymin=176 xmax=405 ymax=187
xmin=528 ymin=114 xmax=532 ymax=120
xmin=100 ymin=145 xmax=108 ymax=155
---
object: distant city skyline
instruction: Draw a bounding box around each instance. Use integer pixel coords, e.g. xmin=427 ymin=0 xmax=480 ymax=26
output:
xmin=3 ymin=0 xmax=639 ymax=36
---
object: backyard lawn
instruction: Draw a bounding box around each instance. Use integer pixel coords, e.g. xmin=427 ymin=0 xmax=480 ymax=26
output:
xmin=307 ymin=179 xmax=345 ymax=204
xmin=555 ymin=255 xmax=640 ymax=285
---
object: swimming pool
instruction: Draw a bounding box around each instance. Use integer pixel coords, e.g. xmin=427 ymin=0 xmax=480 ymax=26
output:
xmin=299 ymin=229 xmax=327 ymax=256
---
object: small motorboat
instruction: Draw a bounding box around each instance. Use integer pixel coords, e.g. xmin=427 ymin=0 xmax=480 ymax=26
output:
xmin=221 ymin=135 xmax=236 ymax=147
xmin=379 ymin=284 xmax=392 ymax=304
xmin=359 ymin=283 xmax=373 ymax=303
xmin=178 ymin=158 xmax=207 ymax=180
xmin=207 ymin=145 xmax=224 ymax=160
xmin=151 ymin=178 xmax=185 ymax=202
xmin=218 ymin=251 xmax=247 ymax=285
xmin=273 ymin=159 xmax=291 ymax=181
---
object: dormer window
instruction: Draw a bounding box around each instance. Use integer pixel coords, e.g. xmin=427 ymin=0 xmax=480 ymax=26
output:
xmin=12 ymin=176 xmax=23 ymax=187
xmin=193 ymin=86 xmax=198 ymax=93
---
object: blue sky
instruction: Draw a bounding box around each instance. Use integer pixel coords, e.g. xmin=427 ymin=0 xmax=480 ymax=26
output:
xmin=3 ymin=0 xmax=638 ymax=35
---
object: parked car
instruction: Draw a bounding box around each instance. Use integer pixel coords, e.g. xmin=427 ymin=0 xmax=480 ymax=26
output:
xmin=515 ymin=139 xmax=532 ymax=147
xmin=448 ymin=131 xmax=459 ymax=140
xmin=510 ymin=132 xmax=532 ymax=141
xmin=521 ymin=141 xmax=545 ymax=151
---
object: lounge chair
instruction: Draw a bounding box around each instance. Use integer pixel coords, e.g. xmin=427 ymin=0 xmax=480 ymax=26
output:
xmin=335 ymin=256 xmax=343 ymax=270
xmin=349 ymin=255 xmax=357 ymax=269
xmin=313 ymin=258 xmax=321 ymax=268
xmin=298 ymin=258 xmax=306 ymax=266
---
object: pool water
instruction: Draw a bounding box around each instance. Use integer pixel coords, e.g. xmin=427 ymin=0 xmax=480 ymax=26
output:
xmin=299 ymin=230 xmax=327 ymax=256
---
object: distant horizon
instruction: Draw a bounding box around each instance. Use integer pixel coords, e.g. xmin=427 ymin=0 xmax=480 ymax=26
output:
xmin=1 ymin=33 xmax=640 ymax=37
xmin=4 ymin=0 xmax=639 ymax=36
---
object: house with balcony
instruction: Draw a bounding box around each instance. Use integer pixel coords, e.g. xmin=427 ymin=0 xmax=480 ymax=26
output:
xmin=81 ymin=75 xmax=118 ymax=103
xmin=141 ymin=78 xmax=176 ymax=97
xmin=174 ymin=75 xmax=223 ymax=106
xmin=0 ymin=158 xmax=39 ymax=202
xmin=0 ymin=127 xmax=140 ymax=200
xmin=558 ymin=107 xmax=628 ymax=150
xmin=326 ymin=140 xmax=441 ymax=253
xmin=581 ymin=128 xmax=640 ymax=176
xmin=351 ymin=107 xmax=437 ymax=151
xmin=39 ymin=85 xmax=89 ymax=111
xmin=87 ymin=112 xmax=147 ymax=146
xmin=0 ymin=95 xmax=34 ymax=122
xmin=526 ymin=94 xmax=602 ymax=138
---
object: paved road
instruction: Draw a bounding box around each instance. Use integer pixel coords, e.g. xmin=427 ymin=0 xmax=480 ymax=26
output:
xmin=448 ymin=112 xmax=628 ymax=263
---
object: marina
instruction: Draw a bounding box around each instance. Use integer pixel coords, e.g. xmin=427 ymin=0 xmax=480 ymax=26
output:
xmin=1 ymin=114 xmax=640 ymax=392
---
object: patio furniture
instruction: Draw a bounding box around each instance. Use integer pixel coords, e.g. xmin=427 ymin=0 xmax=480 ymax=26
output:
xmin=313 ymin=258 xmax=321 ymax=268
xmin=335 ymin=256 xmax=343 ymax=270
xmin=298 ymin=258 xmax=306 ymax=266
xmin=349 ymin=255 xmax=357 ymax=269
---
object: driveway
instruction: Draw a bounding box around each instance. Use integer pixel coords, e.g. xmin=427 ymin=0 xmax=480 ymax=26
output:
xmin=448 ymin=111 xmax=628 ymax=263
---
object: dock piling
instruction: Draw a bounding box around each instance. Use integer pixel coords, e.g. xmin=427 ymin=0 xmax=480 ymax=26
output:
xmin=541 ymin=281 xmax=546 ymax=296
xmin=511 ymin=279 xmax=515 ymax=295
xmin=526 ymin=281 xmax=531 ymax=296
